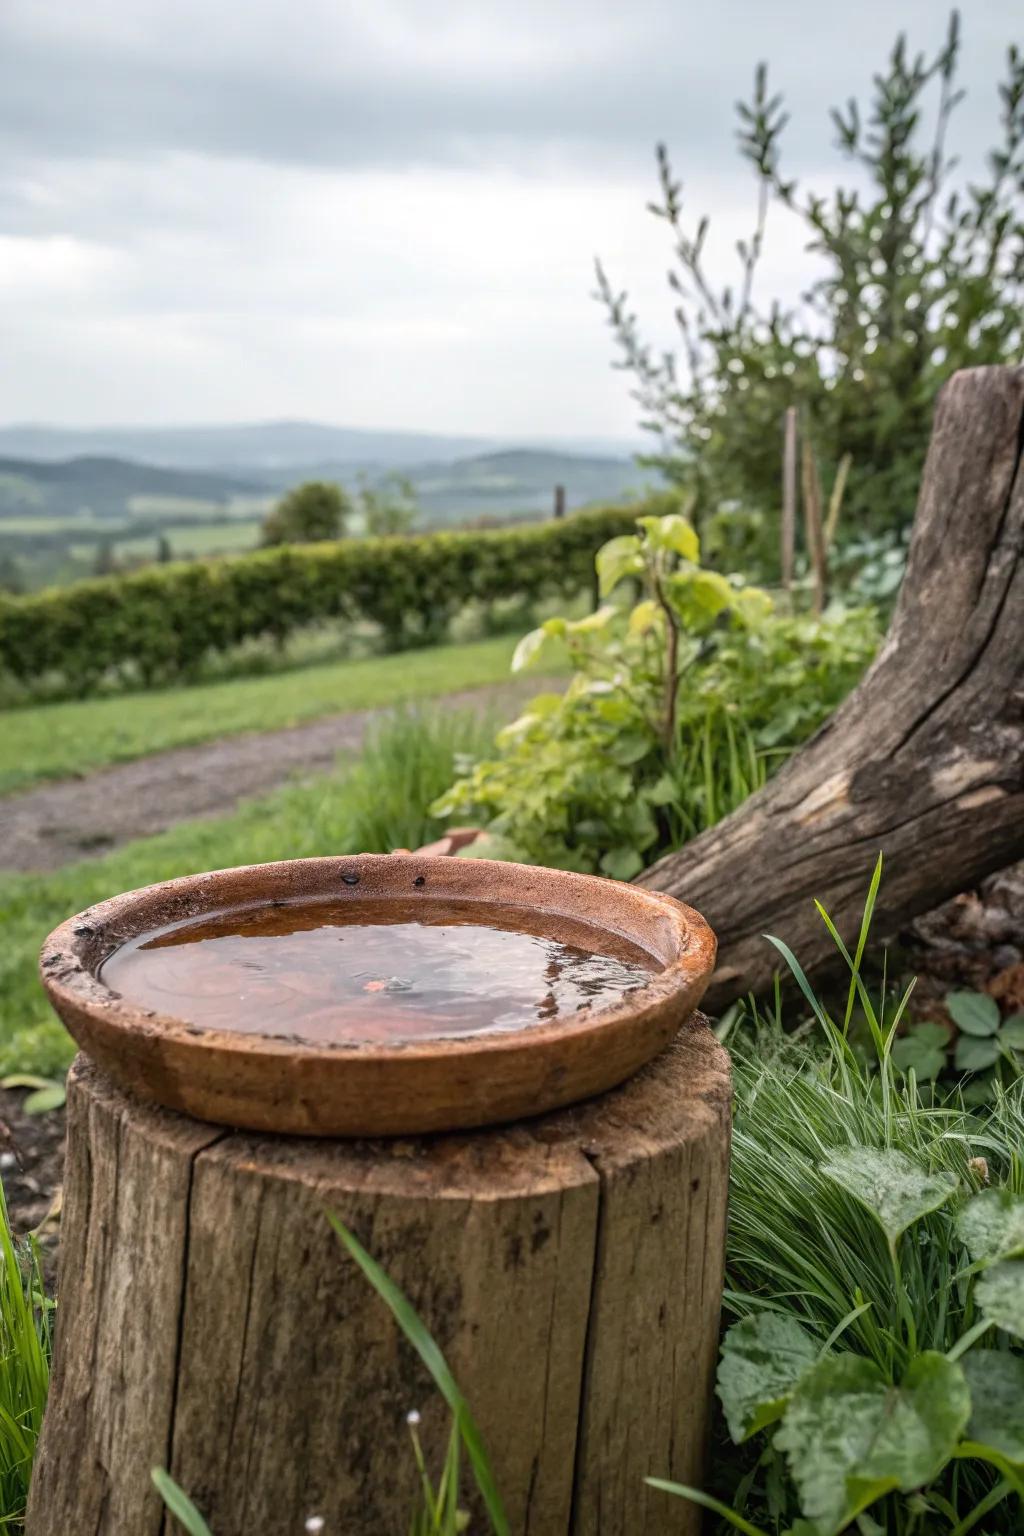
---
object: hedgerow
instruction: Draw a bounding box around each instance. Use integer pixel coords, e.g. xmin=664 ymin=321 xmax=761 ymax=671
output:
xmin=0 ymin=507 xmax=636 ymax=697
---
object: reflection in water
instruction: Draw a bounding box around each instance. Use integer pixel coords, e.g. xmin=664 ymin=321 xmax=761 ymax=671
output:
xmin=99 ymin=896 xmax=659 ymax=1045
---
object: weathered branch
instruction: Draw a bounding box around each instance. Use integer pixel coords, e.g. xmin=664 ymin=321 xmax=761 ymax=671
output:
xmin=639 ymin=366 xmax=1024 ymax=1009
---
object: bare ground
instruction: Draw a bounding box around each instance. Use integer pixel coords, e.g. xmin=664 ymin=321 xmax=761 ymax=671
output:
xmin=0 ymin=678 xmax=542 ymax=874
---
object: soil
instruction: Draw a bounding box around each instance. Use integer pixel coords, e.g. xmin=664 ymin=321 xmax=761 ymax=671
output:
xmin=0 ymin=678 xmax=544 ymax=874
xmin=0 ymin=1088 xmax=64 ymax=1287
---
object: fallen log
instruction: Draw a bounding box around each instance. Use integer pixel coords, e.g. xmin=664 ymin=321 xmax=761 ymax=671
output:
xmin=638 ymin=365 xmax=1024 ymax=1010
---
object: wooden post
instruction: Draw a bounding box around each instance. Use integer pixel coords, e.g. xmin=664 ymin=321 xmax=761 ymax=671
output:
xmin=27 ymin=1027 xmax=730 ymax=1536
xmin=554 ymin=484 xmax=567 ymax=520
xmin=781 ymin=406 xmax=797 ymax=590
xmin=800 ymin=433 xmax=828 ymax=615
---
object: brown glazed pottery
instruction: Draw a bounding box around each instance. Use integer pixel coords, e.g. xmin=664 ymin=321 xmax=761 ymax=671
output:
xmin=39 ymin=854 xmax=716 ymax=1136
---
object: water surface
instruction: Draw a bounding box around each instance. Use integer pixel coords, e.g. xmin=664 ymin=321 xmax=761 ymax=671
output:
xmin=99 ymin=896 xmax=659 ymax=1044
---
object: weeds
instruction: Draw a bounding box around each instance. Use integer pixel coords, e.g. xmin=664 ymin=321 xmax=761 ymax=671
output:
xmin=655 ymin=857 xmax=1024 ymax=1535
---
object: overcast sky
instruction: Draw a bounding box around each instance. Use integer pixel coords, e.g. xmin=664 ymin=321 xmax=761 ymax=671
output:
xmin=0 ymin=1 xmax=1015 ymax=440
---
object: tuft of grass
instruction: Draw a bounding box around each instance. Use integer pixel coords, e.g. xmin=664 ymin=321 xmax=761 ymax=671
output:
xmin=0 ymin=708 xmax=493 ymax=1076
xmin=340 ymin=708 xmax=494 ymax=856
xmin=0 ymin=1182 xmax=52 ymax=1528
xmin=0 ymin=634 xmax=526 ymax=795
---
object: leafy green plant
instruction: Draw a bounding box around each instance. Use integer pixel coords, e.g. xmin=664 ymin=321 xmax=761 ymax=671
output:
xmin=0 ymin=1182 xmax=52 ymax=1528
xmin=597 ymin=14 xmax=1024 ymax=570
xmin=652 ymin=859 xmax=1024 ymax=1534
xmin=434 ymin=511 xmax=876 ymax=873
xmin=892 ymin=991 xmax=1024 ymax=1097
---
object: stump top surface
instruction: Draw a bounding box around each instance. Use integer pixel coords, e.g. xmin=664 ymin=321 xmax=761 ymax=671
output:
xmin=40 ymin=853 xmax=716 ymax=1138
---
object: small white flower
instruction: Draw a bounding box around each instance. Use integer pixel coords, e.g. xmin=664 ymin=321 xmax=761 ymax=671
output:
xmin=305 ymin=1518 xmax=325 ymax=1534
xmin=0 ymin=1152 xmax=17 ymax=1171
xmin=406 ymin=1409 xmax=422 ymax=1427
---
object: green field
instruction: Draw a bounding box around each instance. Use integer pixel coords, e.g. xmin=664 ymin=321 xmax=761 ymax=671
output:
xmin=0 ymin=707 xmax=498 ymax=1077
xmin=0 ymin=634 xmax=523 ymax=795
xmin=69 ymin=517 xmax=263 ymax=562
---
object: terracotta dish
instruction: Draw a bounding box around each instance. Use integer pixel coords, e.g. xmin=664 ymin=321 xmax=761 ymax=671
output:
xmin=40 ymin=854 xmax=716 ymax=1136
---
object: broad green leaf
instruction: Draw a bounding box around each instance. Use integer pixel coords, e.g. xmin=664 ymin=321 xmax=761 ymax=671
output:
xmin=23 ymin=1084 xmax=66 ymax=1115
xmin=975 ymin=1260 xmax=1024 ymax=1339
xmin=962 ymin=1351 xmax=1024 ymax=1462
xmin=775 ymin=1353 xmax=969 ymax=1536
xmin=0 ymin=1074 xmax=54 ymax=1091
xmin=600 ymin=847 xmax=645 ymax=882
xmin=596 ymin=535 xmax=643 ymax=596
xmin=1001 ymin=1013 xmax=1024 ymax=1049
xmin=820 ymin=1147 xmax=958 ymax=1245
xmin=946 ymin=991 xmax=1000 ymax=1037
xmin=608 ymin=732 xmax=652 ymax=767
xmin=891 ymin=1023 xmax=949 ymax=1081
xmin=732 ymin=586 xmax=774 ymax=625
xmin=955 ymin=1035 xmax=1000 ymax=1073
xmin=151 ymin=1469 xmax=214 ymax=1536
xmin=567 ymin=604 xmax=617 ymax=634
xmin=329 ymin=1215 xmax=510 ymax=1536
xmin=644 ymin=772 xmax=679 ymax=808
xmin=958 ymin=1190 xmax=1024 ymax=1263
xmin=716 ymin=1312 xmax=819 ymax=1442
xmin=511 ymin=627 xmax=549 ymax=673
xmin=638 ymin=512 xmax=699 ymax=561
xmin=628 ymin=599 xmax=661 ymax=636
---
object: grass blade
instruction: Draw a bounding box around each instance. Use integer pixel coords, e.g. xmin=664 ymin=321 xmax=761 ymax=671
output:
xmin=150 ymin=1468 xmax=214 ymax=1536
xmin=328 ymin=1213 xmax=510 ymax=1536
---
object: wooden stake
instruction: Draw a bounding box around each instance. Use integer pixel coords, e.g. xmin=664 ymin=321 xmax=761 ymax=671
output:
xmin=800 ymin=433 xmax=828 ymax=615
xmin=781 ymin=406 xmax=797 ymax=590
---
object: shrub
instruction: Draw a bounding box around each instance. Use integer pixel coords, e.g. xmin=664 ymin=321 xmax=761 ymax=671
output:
xmin=597 ymin=14 xmax=1024 ymax=569
xmin=0 ymin=506 xmax=637 ymax=698
xmin=434 ymin=511 xmax=877 ymax=875
xmin=261 ymin=479 xmax=350 ymax=545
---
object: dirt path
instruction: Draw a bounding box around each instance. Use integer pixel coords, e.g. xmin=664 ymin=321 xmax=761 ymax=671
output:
xmin=0 ymin=679 xmax=542 ymax=874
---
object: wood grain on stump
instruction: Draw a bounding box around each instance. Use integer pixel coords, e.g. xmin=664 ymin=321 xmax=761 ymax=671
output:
xmin=27 ymin=1021 xmax=730 ymax=1536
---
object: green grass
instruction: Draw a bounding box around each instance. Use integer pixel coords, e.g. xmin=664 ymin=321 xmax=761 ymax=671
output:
xmin=0 ymin=1185 xmax=51 ymax=1528
xmin=0 ymin=635 xmax=522 ymax=795
xmin=0 ymin=709 xmax=496 ymax=1076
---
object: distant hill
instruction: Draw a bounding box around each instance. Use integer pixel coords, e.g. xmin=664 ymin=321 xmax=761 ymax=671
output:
xmin=0 ymin=423 xmax=502 ymax=474
xmin=0 ymin=456 xmax=265 ymax=520
xmin=0 ymin=421 xmax=643 ymax=474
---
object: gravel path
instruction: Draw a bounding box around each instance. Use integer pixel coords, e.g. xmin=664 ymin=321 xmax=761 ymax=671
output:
xmin=0 ymin=679 xmax=542 ymax=874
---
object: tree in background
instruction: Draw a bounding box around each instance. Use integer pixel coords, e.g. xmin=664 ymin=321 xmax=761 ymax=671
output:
xmin=0 ymin=553 xmax=24 ymax=595
xmin=93 ymin=539 xmax=118 ymax=577
xmin=358 ymin=472 xmax=418 ymax=537
xmin=156 ymin=534 xmax=173 ymax=564
xmin=596 ymin=12 xmax=1024 ymax=573
xmin=260 ymin=480 xmax=350 ymax=546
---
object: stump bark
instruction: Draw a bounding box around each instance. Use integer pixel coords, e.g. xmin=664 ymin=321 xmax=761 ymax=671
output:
xmin=639 ymin=365 xmax=1024 ymax=1007
xmin=27 ymin=1022 xmax=730 ymax=1536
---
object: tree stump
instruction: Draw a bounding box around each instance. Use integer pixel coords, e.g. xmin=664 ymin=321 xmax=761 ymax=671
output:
xmin=27 ymin=1022 xmax=730 ymax=1536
